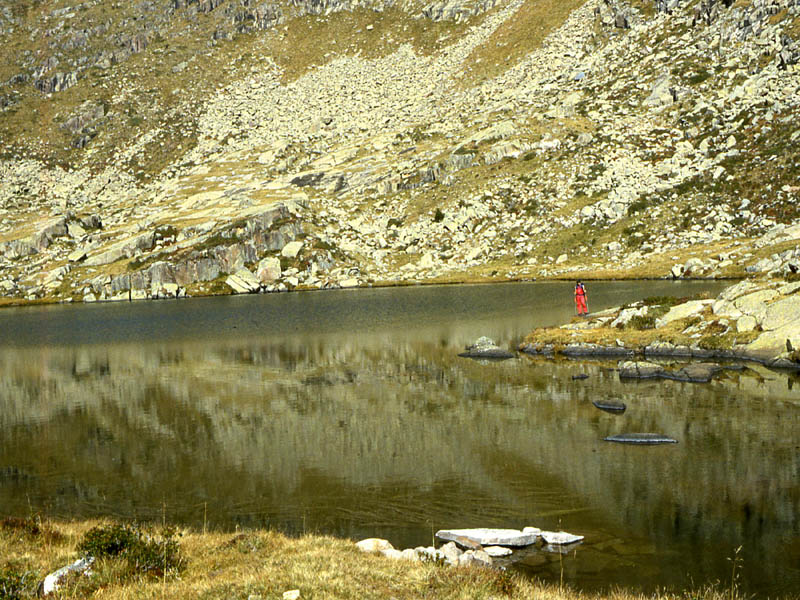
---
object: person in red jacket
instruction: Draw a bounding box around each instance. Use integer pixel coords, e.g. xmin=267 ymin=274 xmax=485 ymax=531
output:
xmin=575 ymin=281 xmax=588 ymax=316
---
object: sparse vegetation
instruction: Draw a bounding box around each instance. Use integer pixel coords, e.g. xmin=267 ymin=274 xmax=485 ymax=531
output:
xmin=626 ymin=314 xmax=656 ymax=330
xmin=78 ymin=523 xmax=185 ymax=579
xmin=0 ymin=518 xmax=767 ymax=600
xmin=0 ymin=563 xmax=32 ymax=600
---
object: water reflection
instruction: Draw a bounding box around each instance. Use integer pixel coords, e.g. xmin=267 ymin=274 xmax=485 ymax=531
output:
xmin=0 ymin=282 xmax=798 ymax=596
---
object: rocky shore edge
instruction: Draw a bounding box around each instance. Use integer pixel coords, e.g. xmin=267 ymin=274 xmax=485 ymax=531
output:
xmin=517 ymin=279 xmax=800 ymax=374
xmin=0 ymin=518 xmax=748 ymax=600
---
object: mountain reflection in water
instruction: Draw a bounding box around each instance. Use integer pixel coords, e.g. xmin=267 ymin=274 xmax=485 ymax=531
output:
xmin=0 ymin=281 xmax=798 ymax=596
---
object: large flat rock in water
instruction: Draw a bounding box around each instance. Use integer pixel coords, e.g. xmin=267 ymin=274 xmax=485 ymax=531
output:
xmin=604 ymin=433 xmax=678 ymax=445
xmin=436 ymin=528 xmax=539 ymax=547
xmin=592 ymin=400 xmax=626 ymax=413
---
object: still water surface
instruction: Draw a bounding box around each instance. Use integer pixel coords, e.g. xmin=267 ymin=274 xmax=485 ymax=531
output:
xmin=1 ymin=281 xmax=799 ymax=596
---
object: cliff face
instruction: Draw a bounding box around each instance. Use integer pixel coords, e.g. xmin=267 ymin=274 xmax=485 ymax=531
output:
xmin=1 ymin=0 xmax=799 ymax=304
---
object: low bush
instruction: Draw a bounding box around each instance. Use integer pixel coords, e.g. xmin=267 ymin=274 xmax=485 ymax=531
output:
xmin=78 ymin=523 xmax=185 ymax=578
xmin=641 ymin=295 xmax=681 ymax=307
xmin=626 ymin=314 xmax=657 ymax=330
xmin=0 ymin=517 xmax=42 ymax=537
xmin=0 ymin=563 xmax=33 ymax=600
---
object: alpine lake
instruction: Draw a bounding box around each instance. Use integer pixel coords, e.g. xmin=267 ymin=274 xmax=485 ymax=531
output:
xmin=1 ymin=280 xmax=798 ymax=597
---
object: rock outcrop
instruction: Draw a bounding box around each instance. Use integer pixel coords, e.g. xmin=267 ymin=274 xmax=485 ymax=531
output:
xmin=522 ymin=279 xmax=800 ymax=370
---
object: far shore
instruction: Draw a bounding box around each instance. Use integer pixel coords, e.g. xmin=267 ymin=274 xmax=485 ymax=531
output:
xmin=0 ymin=273 xmax=738 ymax=310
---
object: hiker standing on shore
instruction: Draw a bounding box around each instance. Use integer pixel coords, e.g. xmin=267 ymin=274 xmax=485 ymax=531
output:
xmin=575 ymin=281 xmax=588 ymax=316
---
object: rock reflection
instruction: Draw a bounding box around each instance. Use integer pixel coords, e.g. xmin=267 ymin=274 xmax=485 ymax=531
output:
xmin=0 ymin=333 xmax=798 ymax=595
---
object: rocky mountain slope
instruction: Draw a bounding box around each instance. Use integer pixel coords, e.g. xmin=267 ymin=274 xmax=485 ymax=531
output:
xmin=1 ymin=0 xmax=799 ymax=304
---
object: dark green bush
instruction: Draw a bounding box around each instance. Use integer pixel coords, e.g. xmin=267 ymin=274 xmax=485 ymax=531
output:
xmin=78 ymin=524 xmax=139 ymax=559
xmin=434 ymin=208 xmax=445 ymax=222
xmin=78 ymin=524 xmax=185 ymax=578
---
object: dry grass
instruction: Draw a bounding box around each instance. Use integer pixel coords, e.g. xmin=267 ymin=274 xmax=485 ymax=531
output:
xmin=265 ymin=7 xmax=473 ymax=84
xmin=523 ymin=305 xmax=761 ymax=351
xmin=0 ymin=517 xmax=762 ymax=600
xmin=463 ymin=0 xmax=584 ymax=86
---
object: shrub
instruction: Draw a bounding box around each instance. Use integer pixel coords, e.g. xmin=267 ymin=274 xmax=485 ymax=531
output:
xmin=627 ymin=198 xmax=651 ymax=215
xmin=698 ymin=334 xmax=728 ymax=350
xmin=78 ymin=524 xmax=185 ymax=578
xmin=434 ymin=208 xmax=445 ymax=222
xmin=626 ymin=314 xmax=656 ymax=330
xmin=0 ymin=564 xmax=33 ymax=600
xmin=78 ymin=524 xmax=139 ymax=559
xmin=642 ymin=295 xmax=681 ymax=307
xmin=0 ymin=517 xmax=41 ymax=537
xmin=0 ymin=517 xmax=63 ymax=543
xmin=688 ymin=69 xmax=711 ymax=85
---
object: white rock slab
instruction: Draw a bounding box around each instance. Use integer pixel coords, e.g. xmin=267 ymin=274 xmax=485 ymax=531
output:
xmin=483 ymin=546 xmax=513 ymax=557
xmin=42 ymin=557 xmax=94 ymax=595
xmin=256 ymin=256 xmax=281 ymax=283
xmin=760 ymin=296 xmax=800 ymax=330
xmin=356 ymin=538 xmax=394 ymax=553
xmin=226 ymin=268 xmax=261 ymax=294
xmin=436 ymin=528 xmax=539 ymax=547
xmin=68 ymin=247 xmax=89 ymax=262
xmin=734 ymin=289 xmax=779 ymax=315
xmin=400 ymin=548 xmax=420 ymax=561
xmin=281 ymin=241 xmax=304 ymax=259
xmin=540 ymin=531 xmax=584 ymax=545
xmin=458 ymin=549 xmax=493 ymax=566
xmin=656 ymin=299 xmax=714 ymax=327
xmin=339 ymin=277 xmax=359 ymax=288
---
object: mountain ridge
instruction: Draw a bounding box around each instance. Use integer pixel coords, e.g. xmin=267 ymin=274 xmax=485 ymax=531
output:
xmin=1 ymin=0 xmax=799 ymax=304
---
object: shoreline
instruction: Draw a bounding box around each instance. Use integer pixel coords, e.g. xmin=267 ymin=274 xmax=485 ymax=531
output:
xmin=519 ymin=340 xmax=800 ymax=372
xmin=0 ymin=273 xmax=741 ymax=311
xmin=518 ymin=278 xmax=800 ymax=374
xmin=0 ymin=518 xmax=762 ymax=600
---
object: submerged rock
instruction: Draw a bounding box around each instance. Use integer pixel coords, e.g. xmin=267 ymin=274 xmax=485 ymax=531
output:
xmin=458 ymin=337 xmax=515 ymax=359
xmin=483 ymin=545 xmax=513 ymax=557
xmin=618 ymin=361 xmax=665 ymax=379
xmin=604 ymin=433 xmax=678 ymax=445
xmin=592 ymin=400 xmax=626 ymax=413
xmin=540 ymin=531 xmax=584 ymax=545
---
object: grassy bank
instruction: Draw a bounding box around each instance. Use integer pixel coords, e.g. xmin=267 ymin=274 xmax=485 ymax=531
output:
xmin=0 ymin=518 xmax=759 ymax=600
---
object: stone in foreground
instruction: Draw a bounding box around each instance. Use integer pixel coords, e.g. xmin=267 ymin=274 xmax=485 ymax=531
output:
xmin=604 ymin=433 xmax=678 ymax=445
xmin=40 ymin=557 xmax=94 ymax=595
xmin=484 ymin=545 xmax=514 ymax=557
xmin=356 ymin=538 xmax=394 ymax=553
xmin=436 ymin=528 xmax=539 ymax=547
